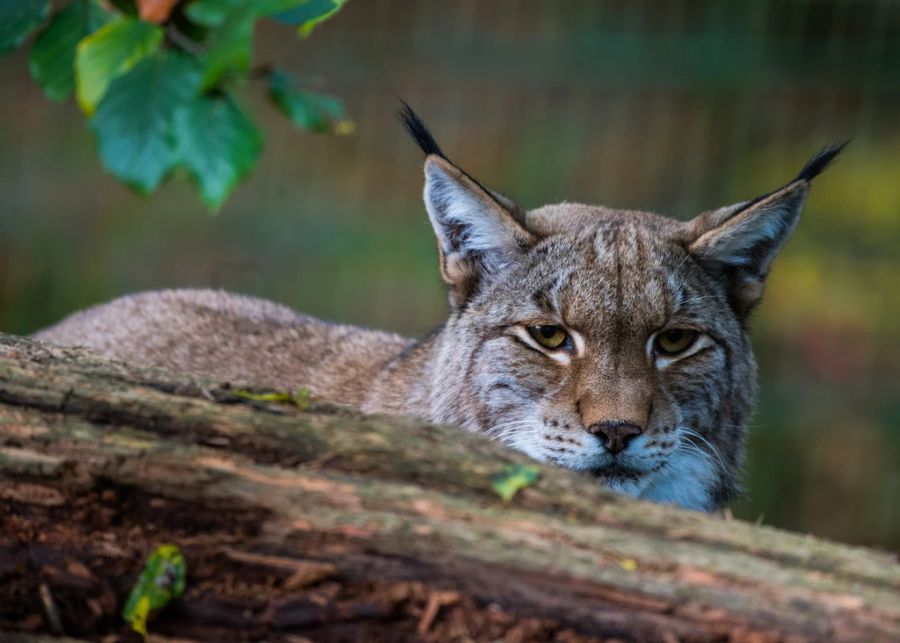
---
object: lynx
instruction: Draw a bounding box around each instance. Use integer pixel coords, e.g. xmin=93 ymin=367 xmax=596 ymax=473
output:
xmin=34 ymin=105 xmax=845 ymax=512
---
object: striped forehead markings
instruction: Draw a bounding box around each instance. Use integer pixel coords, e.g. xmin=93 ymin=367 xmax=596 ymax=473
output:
xmin=612 ymin=225 xmax=625 ymax=371
xmin=528 ymin=222 xmax=684 ymax=333
xmin=530 ymin=266 xmax=575 ymax=317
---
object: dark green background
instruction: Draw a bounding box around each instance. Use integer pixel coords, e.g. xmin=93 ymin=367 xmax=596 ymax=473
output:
xmin=1 ymin=0 xmax=897 ymax=549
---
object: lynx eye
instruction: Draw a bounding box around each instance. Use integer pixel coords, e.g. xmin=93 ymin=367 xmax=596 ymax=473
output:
xmin=654 ymin=328 xmax=699 ymax=356
xmin=527 ymin=325 xmax=569 ymax=350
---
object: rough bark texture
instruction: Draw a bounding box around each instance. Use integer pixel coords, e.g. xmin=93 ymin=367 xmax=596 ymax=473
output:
xmin=0 ymin=332 xmax=897 ymax=642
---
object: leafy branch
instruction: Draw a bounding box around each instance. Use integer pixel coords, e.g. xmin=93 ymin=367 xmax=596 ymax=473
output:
xmin=1 ymin=0 xmax=352 ymax=211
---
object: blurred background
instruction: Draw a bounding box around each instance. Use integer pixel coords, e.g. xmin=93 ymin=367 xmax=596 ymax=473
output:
xmin=0 ymin=0 xmax=897 ymax=549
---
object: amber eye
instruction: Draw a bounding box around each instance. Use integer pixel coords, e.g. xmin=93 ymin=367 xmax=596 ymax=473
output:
xmin=527 ymin=325 xmax=569 ymax=349
xmin=654 ymin=328 xmax=699 ymax=356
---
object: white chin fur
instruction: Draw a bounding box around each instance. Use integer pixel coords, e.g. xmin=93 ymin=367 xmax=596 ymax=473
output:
xmin=589 ymin=444 xmax=719 ymax=512
xmin=636 ymin=450 xmax=718 ymax=512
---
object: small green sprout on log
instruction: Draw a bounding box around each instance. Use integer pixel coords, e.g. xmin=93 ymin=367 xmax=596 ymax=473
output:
xmin=490 ymin=464 xmax=540 ymax=502
xmin=233 ymin=387 xmax=312 ymax=410
xmin=122 ymin=543 xmax=187 ymax=638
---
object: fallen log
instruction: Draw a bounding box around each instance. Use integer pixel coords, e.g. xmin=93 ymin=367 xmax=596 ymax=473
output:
xmin=0 ymin=333 xmax=897 ymax=642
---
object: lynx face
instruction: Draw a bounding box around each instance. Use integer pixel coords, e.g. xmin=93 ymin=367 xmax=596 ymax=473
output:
xmin=401 ymin=105 xmax=844 ymax=511
xmin=431 ymin=210 xmax=756 ymax=511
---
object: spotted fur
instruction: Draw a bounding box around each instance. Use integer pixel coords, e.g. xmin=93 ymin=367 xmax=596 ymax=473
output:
xmin=34 ymin=110 xmax=845 ymax=512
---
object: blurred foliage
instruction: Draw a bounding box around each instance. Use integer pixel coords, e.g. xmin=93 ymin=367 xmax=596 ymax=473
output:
xmin=0 ymin=0 xmax=351 ymax=209
xmin=0 ymin=0 xmax=49 ymax=53
xmin=0 ymin=0 xmax=897 ymax=549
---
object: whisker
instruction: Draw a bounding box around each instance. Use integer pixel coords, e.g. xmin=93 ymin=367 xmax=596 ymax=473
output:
xmin=678 ymin=428 xmax=729 ymax=475
xmin=485 ymin=419 xmax=535 ymax=443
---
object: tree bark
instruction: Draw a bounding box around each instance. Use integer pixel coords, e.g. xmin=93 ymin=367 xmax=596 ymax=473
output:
xmin=0 ymin=333 xmax=897 ymax=642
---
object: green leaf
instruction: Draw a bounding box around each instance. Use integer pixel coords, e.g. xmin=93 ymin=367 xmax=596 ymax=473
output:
xmin=0 ymin=0 xmax=49 ymax=54
xmin=122 ymin=544 xmax=186 ymax=638
xmin=200 ymin=7 xmax=255 ymax=90
xmin=490 ymin=464 xmax=540 ymax=502
xmin=28 ymin=1 xmax=112 ymax=102
xmin=232 ymin=388 xmax=311 ymax=409
xmin=268 ymin=70 xmax=352 ymax=134
xmin=184 ymin=0 xmax=243 ymax=28
xmin=75 ymin=16 xmax=163 ymax=115
xmin=173 ymin=93 xmax=262 ymax=210
xmin=273 ymin=0 xmax=347 ymax=37
xmin=186 ymin=0 xmax=343 ymax=32
xmin=91 ymin=52 xmax=201 ymax=194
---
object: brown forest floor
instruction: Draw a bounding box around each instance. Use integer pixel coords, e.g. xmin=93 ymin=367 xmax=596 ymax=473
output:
xmin=1 ymin=482 xmax=604 ymax=642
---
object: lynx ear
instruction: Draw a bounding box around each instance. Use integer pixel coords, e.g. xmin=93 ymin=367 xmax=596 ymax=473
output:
xmin=686 ymin=143 xmax=846 ymax=318
xmin=422 ymin=157 xmax=534 ymax=305
xmin=399 ymin=103 xmax=534 ymax=306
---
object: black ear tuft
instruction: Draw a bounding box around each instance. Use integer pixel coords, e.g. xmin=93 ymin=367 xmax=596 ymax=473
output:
xmin=396 ymin=100 xmax=446 ymax=159
xmin=794 ymin=140 xmax=849 ymax=182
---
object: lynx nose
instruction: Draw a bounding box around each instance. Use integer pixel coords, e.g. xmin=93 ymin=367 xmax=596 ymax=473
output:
xmin=588 ymin=421 xmax=643 ymax=455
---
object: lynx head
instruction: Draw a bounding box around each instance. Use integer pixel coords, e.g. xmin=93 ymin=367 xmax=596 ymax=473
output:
xmin=400 ymin=104 xmax=845 ymax=511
